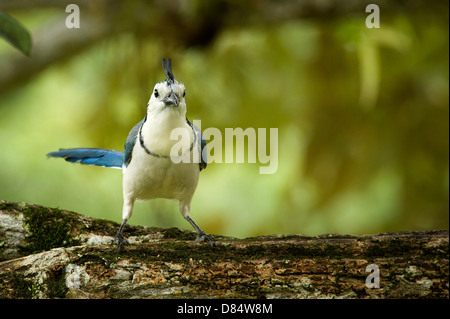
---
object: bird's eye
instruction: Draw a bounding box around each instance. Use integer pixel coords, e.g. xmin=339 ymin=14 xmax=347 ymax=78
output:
xmin=154 ymin=89 xmax=159 ymax=98
xmin=183 ymin=90 xmax=186 ymax=97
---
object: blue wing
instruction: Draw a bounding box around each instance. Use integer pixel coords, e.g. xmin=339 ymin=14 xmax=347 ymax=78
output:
xmin=199 ymin=129 xmax=207 ymax=171
xmin=186 ymin=118 xmax=207 ymax=171
xmin=123 ymin=116 xmax=146 ymax=167
xmin=125 ymin=116 xmax=206 ymax=170
xmin=47 ymin=148 xmax=124 ymax=168
xmin=47 ymin=117 xmax=146 ymax=169
xmin=47 ymin=116 xmax=206 ymax=170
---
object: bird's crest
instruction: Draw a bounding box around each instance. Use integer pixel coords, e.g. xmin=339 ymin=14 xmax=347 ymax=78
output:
xmin=162 ymin=58 xmax=175 ymax=83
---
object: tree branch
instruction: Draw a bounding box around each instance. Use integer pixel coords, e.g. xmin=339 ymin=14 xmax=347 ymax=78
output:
xmin=0 ymin=200 xmax=448 ymax=299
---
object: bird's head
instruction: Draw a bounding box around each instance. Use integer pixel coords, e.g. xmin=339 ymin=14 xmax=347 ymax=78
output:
xmin=147 ymin=58 xmax=186 ymax=115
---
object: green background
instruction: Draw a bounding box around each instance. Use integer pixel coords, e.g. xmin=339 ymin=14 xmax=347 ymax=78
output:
xmin=0 ymin=1 xmax=448 ymax=238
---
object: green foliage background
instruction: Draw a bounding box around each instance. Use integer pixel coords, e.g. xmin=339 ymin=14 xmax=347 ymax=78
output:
xmin=0 ymin=2 xmax=448 ymax=238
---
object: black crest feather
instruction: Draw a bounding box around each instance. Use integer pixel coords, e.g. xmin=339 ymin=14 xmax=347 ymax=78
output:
xmin=162 ymin=58 xmax=175 ymax=83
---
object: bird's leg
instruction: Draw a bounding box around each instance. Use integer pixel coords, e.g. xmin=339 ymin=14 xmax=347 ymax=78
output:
xmin=114 ymin=218 xmax=130 ymax=251
xmin=179 ymin=201 xmax=214 ymax=247
xmin=185 ymin=215 xmax=214 ymax=247
xmin=115 ymin=198 xmax=134 ymax=251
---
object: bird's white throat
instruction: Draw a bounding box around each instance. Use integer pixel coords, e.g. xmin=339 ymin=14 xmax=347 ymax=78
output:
xmin=141 ymin=108 xmax=193 ymax=156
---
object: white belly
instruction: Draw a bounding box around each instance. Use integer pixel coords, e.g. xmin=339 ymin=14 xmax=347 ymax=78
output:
xmin=123 ymin=141 xmax=200 ymax=202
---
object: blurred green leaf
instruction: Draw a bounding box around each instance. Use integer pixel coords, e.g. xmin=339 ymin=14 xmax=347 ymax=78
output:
xmin=0 ymin=2 xmax=448 ymax=238
xmin=0 ymin=10 xmax=32 ymax=56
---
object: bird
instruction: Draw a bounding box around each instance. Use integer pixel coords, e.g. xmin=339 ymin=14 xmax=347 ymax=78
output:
xmin=47 ymin=58 xmax=213 ymax=250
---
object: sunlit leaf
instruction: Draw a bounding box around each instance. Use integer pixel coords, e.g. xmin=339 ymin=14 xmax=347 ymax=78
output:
xmin=0 ymin=10 xmax=32 ymax=56
xmin=358 ymin=33 xmax=379 ymax=109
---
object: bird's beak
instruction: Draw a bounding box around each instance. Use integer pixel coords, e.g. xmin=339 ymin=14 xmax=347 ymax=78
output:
xmin=163 ymin=91 xmax=179 ymax=107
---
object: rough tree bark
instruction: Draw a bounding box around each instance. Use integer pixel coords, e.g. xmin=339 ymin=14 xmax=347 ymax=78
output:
xmin=0 ymin=200 xmax=448 ymax=299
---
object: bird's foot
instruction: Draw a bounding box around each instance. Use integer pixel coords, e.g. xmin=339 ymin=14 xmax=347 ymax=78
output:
xmin=114 ymin=233 xmax=129 ymax=251
xmin=196 ymin=232 xmax=214 ymax=247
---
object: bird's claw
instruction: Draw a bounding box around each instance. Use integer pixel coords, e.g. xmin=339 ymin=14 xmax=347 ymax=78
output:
xmin=196 ymin=232 xmax=214 ymax=247
xmin=114 ymin=233 xmax=130 ymax=251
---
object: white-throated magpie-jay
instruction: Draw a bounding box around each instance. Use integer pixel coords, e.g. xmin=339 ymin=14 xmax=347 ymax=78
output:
xmin=48 ymin=58 xmax=212 ymax=250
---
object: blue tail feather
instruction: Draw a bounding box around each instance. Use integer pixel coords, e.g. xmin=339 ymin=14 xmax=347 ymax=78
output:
xmin=47 ymin=148 xmax=124 ymax=168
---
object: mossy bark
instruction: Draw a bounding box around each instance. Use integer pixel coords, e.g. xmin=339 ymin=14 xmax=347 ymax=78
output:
xmin=0 ymin=200 xmax=448 ymax=299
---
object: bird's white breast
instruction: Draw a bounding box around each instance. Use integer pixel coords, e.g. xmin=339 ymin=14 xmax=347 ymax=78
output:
xmin=122 ymin=110 xmax=199 ymax=202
